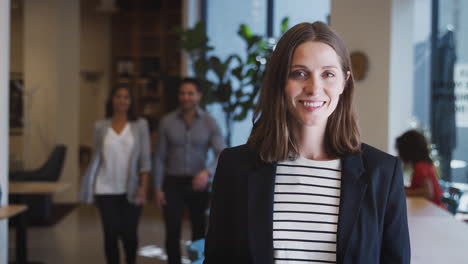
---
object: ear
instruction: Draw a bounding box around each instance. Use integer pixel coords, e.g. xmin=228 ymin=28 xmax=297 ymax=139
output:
xmin=338 ymin=71 xmax=351 ymax=95
xmin=340 ymin=71 xmax=351 ymax=93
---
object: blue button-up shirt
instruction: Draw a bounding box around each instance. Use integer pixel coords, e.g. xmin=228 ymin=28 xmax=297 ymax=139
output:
xmin=153 ymin=107 xmax=225 ymax=189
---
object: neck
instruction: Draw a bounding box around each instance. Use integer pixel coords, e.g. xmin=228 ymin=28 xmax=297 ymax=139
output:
xmin=182 ymin=107 xmax=197 ymax=118
xmin=112 ymin=112 xmax=128 ymax=122
xmin=296 ymin=122 xmax=329 ymax=160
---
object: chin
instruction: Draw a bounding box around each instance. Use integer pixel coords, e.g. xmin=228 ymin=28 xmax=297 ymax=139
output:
xmin=300 ymin=117 xmax=326 ymax=127
xmin=118 ymin=107 xmax=129 ymax=113
xmin=303 ymin=121 xmax=321 ymax=127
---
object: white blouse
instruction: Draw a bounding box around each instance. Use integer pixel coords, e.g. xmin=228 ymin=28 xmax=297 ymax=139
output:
xmin=94 ymin=124 xmax=135 ymax=195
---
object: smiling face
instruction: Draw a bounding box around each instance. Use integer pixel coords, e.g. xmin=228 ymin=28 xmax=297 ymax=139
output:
xmin=112 ymin=88 xmax=131 ymax=115
xmin=285 ymin=40 xmax=349 ymax=128
xmin=178 ymin=82 xmax=202 ymax=111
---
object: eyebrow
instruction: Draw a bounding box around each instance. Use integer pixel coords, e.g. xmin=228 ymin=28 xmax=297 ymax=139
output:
xmin=291 ymin=64 xmax=339 ymax=70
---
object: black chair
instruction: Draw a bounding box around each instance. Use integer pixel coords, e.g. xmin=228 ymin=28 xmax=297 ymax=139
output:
xmin=10 ymin=144 xmax=67 ymax=224
xmin=10 ymin=144 xmax=67 ymax=182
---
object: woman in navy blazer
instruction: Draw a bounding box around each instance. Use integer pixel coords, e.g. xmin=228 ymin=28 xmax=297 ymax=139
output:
xmin=204 ymin=22 xmax=410 ymax=264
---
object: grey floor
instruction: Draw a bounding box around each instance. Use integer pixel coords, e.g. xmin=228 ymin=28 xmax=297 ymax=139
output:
xmin=8 ymin=204 xmax=193 ymax=264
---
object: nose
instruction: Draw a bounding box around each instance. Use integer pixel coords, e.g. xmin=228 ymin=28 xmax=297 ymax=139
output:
xmin=303 ymin=75 xmax=321 ymax=96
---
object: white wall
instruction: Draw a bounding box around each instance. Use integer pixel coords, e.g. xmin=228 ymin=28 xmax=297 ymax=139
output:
xmin=412 ymin=0 xmax=432 ymax=127
xmin=388 ymin=0 xmax=415 ymax=154
xmin=0 ymin=1 xmax=11 ymax=262
xmin=9 ymin=4 xmax=22 ymax=74
xmin=9 ymin=2 xmax=23 ymax=169
xmin=182 ymin=0 xmax=201 ymax=77
xmin=331 ymin=0 xmax=391 ymax=151
xmin=23 ymin=0 xmax=80 ymax=202
xmin=9 ymin=1 xmax=112 ymax=173
xmin=331 ymin=0 xmax=415 ymax=153
xmin=80 ymin=0 xmax=112 ymax=149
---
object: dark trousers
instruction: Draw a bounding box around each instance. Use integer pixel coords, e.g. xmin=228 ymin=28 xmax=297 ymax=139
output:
xmin=163 ymin=176 xmax=210 ymax=264
xmin=95 ymin=194 xmax=142 ymax=264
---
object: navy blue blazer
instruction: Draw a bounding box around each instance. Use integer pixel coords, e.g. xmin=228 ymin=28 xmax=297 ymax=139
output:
xmin=204 ymin=143 xmax=410 ymax=264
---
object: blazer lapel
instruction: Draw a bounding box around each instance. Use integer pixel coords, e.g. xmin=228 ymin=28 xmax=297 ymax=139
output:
xmin=247 ymin=160 xmax=276 ymax=264
xmin=336 ymin=152 xmax=368 ymax=264
xmin=97 ymin=119 xmax=112 ymax=150
xmin=129 ymin=121 xmax=141 ymax=149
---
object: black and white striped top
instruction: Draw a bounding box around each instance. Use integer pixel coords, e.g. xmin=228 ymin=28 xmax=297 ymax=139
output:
xmin=273 ymin=156 xmax=342 ymax=264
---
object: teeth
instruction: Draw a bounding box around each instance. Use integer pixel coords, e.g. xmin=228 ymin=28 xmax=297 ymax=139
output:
xmin=302 ymin=101 xmax=323 ymax=107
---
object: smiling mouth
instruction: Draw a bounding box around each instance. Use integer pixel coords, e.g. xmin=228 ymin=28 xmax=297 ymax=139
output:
xmin=299 ymin=100 xmax=325 ymax=110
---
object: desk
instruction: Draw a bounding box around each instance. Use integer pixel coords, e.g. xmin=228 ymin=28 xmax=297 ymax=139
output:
xmin=8 ymin=182 xmax=71 ymax=264
xmin=9 ymin=182 xmax=71 ymax=224
xmin=406 ymin=197 xmax=452 ymax=217
xmin=9 ymin=182 xmax=71 ymax=195
xmin=407 ymin=197 xmax=468 ymax=263
xmin=0 ymin=205 xmax=27 ymax=220
xmin=0 ymin=205 xmax=28 ymax=264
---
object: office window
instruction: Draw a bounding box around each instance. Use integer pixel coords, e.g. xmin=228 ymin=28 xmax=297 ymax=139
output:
xmin=430 ymin=0 xmax=468 ymax=185
xmin=413 ymin=0 xmax=432 ymax=129
xmin=206 ymin=0 xmax=266 ymax=147
xmin=412 ymin=0 xmax=468 ymax=213
xmin=273 ymin=0 xmax=330 ymax=37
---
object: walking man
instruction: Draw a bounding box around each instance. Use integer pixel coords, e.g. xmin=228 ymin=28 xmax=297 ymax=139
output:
xmin=153 ymin=77 xmax=225 ymax=264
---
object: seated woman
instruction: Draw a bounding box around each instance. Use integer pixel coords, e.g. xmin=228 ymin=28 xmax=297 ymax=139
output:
xmin=396 ymin=130 xmax=444 ymax=207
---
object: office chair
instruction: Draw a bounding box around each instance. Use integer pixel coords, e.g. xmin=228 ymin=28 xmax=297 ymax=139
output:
xmin=10 ymin=144 xmax=67 ymax=224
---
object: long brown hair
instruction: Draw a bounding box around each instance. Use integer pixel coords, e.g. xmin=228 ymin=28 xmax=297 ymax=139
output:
xmin=105 ymin=83 xmax=138 ymax=121
xmin=248 ymin=21 xmax=361 ymax=162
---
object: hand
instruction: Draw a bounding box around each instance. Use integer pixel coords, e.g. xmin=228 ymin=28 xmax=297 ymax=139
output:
xmin=192 ymin=169 xmax=210 ymax=192
xmin=154 ymin=189 xmax=167 ymax=208
xmin=135 ymin=185 xmax=147 ymax=206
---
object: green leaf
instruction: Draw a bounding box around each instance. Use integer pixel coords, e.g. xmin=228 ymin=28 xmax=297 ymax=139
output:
xmin=194 ymin=59 xmax=209 ymax=76
xmin=224 ymin=104 xmax=237 ymax=113
xmin=233 ymin=107 xmax=249 ymax=121
xmin=245 ymin=68 xmax=256 ymax=78
xmin=209 ymin=56 xmax=224 ymax=81
xmin=238 ymin=24 xmax=253 ymax=40
xmin=232 ymin=66 xmax=244 ymax=80
xmin=280 ymin=17 xmax=290 ymax=35
xmin=235 ymin=89 xmax=244 ymax=98
xmin=219 ymin=82 xmax=232 ymax=102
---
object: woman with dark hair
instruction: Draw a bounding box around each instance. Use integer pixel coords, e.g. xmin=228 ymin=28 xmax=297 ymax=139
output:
xmin=204 ymin=22 xmax=410 ymax=264
xmin=396 ymin=129 xmax=444 ymax=207
xmin=80 ymin=83 xmax=151 ymax=264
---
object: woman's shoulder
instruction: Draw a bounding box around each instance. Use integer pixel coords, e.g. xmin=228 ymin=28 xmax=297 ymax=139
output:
xmin=218 ymin=144 xmax=260 ymax=167
xmin=94 ymin=119 xmax=110 ymax=129
xmin=134 ymin=118 xmax=149 ymax=126
xmin=413 ymin=161 xmax=435 ymax=174
xmin=360 ymin=143 xmax=399 ymax=170
xmin=220 ymin=144 xmax=255 ymax=158
xmin=361 ymin=143 xmax=397 ymax=161
xmin=359 ymin=144 xmax=404 ymax=191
